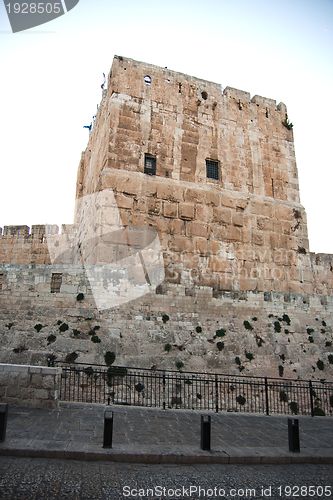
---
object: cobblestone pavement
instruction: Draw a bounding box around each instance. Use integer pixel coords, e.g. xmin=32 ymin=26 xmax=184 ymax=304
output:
xmin=0 ymin=457 xmax=332 ymax=500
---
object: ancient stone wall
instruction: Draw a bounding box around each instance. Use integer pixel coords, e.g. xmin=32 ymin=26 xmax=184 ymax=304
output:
xmin=0 ymin=57 xmax=332 ymax=381
xmin=0 ymin=265 xmax=332 ymax=381
xmin=0 ymin=363 xmax=61 ymax=408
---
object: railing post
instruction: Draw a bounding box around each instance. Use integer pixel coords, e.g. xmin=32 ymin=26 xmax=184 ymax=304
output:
xmin=264 ymin=377 xmax=269 ymax=416
xmin=215 ymin=374 xmax=219 ymax=413
xmin=162 ymin=372 xmax=166 ymax=410
xmin=309 ymin=380 xmax=314 ymax=417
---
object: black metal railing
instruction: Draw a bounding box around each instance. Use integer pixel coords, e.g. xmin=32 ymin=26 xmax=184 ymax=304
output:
xmin=57 ymin=362 xmax=333 ymax=417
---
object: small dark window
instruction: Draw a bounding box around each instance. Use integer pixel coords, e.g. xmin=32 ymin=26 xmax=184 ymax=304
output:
xmin=51 ymin=273 xmax=62 ymax=293
xmin=201 ymin=91 xmax=208 ymax=100
xmin=144 ymin=154 xmax=156 ymax=176
xmin=206 ymin=159 xmax=219 ymax=180
xmin=144 ymin=75 xmax=151 ymax=85
xmin=0 ymin=273 xmax=4 ymax=291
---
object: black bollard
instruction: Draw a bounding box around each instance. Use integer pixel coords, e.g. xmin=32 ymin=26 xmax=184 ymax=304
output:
xmin=288 ymin=418 xmax=300 ymax=452
xmin=0 ymin=403 xmax=8 ymax=442
xmin=103 ymin=408 xmax=113 ymax=448
xmin=201 ymin=415 xmax=211 ymax=451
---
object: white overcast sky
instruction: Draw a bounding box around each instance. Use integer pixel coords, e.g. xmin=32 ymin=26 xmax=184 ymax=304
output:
xmin=0 ymin=0 xmax=332 ymax=253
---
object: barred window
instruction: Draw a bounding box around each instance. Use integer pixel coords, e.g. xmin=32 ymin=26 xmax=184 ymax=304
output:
xmin=51 ymin=273 xmax=62 ymax=293
xmin=144 ymin=154 xmax=156 ymax=176
xmin=0 ymin=273 xmax=3 ymax=291
xmin=206 ymin=159 xmax=219 ymax=180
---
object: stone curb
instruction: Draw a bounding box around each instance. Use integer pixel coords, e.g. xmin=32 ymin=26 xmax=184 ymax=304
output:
xmin=0 ymin=447 xmax=332 ymax=465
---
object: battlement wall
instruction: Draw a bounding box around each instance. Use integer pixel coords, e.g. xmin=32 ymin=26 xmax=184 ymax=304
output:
xmin=0 ymin=225 xmax=75 ymax=265
xmin=109 ymin=56 xmax=288 ymax=115
xmin=0 ymin=210 xmax=332 ymax=295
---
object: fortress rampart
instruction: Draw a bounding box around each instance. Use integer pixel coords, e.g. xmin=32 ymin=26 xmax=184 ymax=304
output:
xmin=0 ymin=57 xmax=332 ymax=381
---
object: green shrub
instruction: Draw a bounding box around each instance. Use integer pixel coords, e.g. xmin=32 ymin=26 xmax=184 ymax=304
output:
xmin=195 ymin=326 xmax=202 ymax=333
xmin=34 ymin=324 xmax=43 ymax=332
xmin=164 ymin=343 xmax=172 ymax=352
xmin=282 ymin=115 xmax=293 ymax=129
xmin=47 ymin=354 xmax=56 ymax=366
xmin=313 ymin=406 xmax=325 ymax=416
xmin=235 ymin=356 xmax=241 ymax=366
xmin=278 ymin=365 xmax=284 ymax=377
xmin=47 ymin=334 xmax=56 ymax=345
xmin=59 ymin=323 xmax=69 ymax=332
xmin=76 ymin=293 xmax=84 ymax=301
xmin=106 ymin=366 xmax=127 ymax=386
xmin=236 ymin=395 xmax=246 ymax=405
xmin=107 ymin=366 xmax=127 ymax=378
xmin=83 ymin=367 xmax=94 ymax=377
xmin=13 ymin=345 xmax=27 ymax=354
xmin=282 ymin=314 xmax=291 ymax=325
xmin=274 ymin=321 xmax=281 ymax=333
xmin=65 ymin=352 xmax=78 ymax=364
xmin=308 ymin=336 xmax=314 ymax=343
xmin=316 ymin=359 xmax=325 ymax=371
xmin=255 ymin=335 xmax=264 ymax=347
xmin=216 ymin=328 xmax=226 ymax=337
xmin=279 ymin=390 xmax=288 ymax=402
xmin=289 ymin=401 xmax=299 ymax=415
xmin=162 ymin=314 xmax=170 ymax=323
xmin=91 ymin=335 xmax=101 ymax=343
xmin=243 ymin=320 xmax=253 ymax=331
xmin=175 ymin=360 xmax=184 ymax=370
xmin=216 ymin=341 xmax=224 ymax=351
xmin=328 ymin=354 xmax=333 ymax=365
xmin=104 ymin=351 xmax=116 ymax=366
xmin=245 ymin=351 xmax=254 ymax=361
xmin=170 ymin=396 xmax=182 ymax=406
xmin=307 ymin=328 xmax=314 ymax=335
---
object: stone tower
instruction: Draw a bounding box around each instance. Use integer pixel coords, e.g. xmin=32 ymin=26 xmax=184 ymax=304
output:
xmin=76 ymin=55 xmax=331 ymax=297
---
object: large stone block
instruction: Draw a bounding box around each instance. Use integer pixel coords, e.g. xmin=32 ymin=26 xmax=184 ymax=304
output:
xmin=213 ymin=207 xmax=232 ymax=225
xmin=163 ymin=201 xmax=178 ymax=218
xmin=115 ymin=193 xmax=134 ymax=209
xmin=186 ymin=222 xmax=209 ymax=239
xmin=156 ymin=183 xmax=183 ymax=202
xmin=179 ymin=203 xmax=195 ymax=220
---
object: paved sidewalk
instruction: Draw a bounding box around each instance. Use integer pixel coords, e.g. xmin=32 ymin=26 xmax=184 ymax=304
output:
xmin=0 ymin=403 xmax=332 ymax=464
